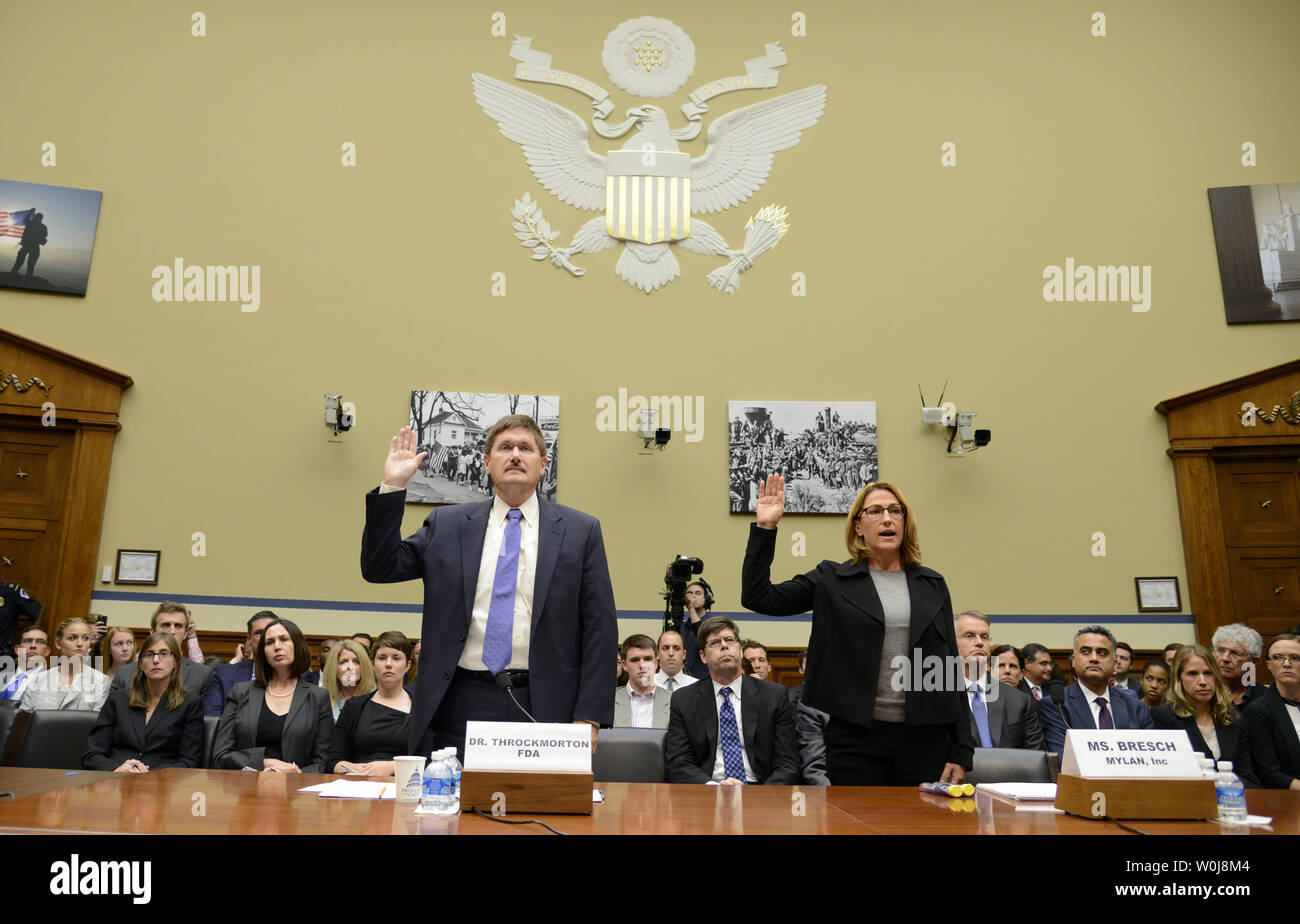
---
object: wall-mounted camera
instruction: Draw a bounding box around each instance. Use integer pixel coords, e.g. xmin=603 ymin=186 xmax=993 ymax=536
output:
xmin=636 ymin=408 xmax=671 ymax=452
xmin=325 ymin=393 xmax=354 ymax=436
xmin=919 ymin=382 xmax=991 ymax=457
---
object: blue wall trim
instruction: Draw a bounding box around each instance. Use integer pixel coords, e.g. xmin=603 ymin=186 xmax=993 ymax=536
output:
xmin=89 ymin=591 xmax=1194 ymax=625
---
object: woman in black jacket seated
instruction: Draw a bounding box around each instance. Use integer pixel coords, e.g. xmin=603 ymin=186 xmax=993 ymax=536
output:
xmin=212 ymin=618 xmax=332 ymax=773
xmin=1151 ymin=643 xmax=1256 ymax=784
xmin=328 ymin=631 xmax=413 ymax=775
xmin=83 ymin=632 xmax=204 ymax=772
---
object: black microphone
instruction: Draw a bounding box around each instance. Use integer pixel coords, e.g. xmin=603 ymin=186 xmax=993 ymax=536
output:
xmin=1047 ymin=680 xmax=1072 ymax=733
xmin=493 ymin=671 xmax=537 ymax=723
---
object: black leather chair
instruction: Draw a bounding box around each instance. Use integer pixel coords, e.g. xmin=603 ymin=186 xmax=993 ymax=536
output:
xmin=965 ymin=747 xmax=1056 ymax=784
xmin=7 ymin=710 xmax=101 ymax=769
xmin=592 ymin=727 xmax=667 ymax=783
xmin=0 ymin=701 xmax=20 ymax=762
xmin=202 ymin=714 xmax=220 ymax=768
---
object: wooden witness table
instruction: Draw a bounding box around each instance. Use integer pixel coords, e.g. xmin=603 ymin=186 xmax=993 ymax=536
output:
xmin=0 ymin=767 xmax=1297 ymax=835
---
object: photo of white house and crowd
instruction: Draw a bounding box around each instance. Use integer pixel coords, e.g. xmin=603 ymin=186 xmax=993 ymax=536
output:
xmin=728 ymin=400 xmax=878 ymax=515
xmin=403 ymin=390 xmax=560 ymax=505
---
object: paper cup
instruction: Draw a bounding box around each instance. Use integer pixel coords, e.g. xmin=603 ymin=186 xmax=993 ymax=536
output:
xmin=394 ymin=755 xmax=425 ymax=803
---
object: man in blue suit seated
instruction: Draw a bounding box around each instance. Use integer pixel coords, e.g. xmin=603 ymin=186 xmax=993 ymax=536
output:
xmin=203 ymin=611 xmax=277 ymax=715
xmin=1041 ymin=625 xmax=1154 ymax=752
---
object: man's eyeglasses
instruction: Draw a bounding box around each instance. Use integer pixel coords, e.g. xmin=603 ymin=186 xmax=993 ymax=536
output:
xmin=705 ymin=636 xmax=739 ymax=650
xmin=859 ymin=505 xmax=905 ymax=521
xmin=1214 ymin=646 xmax=1249 ymax=661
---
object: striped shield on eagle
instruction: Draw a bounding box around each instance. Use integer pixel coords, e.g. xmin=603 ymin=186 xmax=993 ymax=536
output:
xmin=604 ymin=150 xmax=692 ymax=244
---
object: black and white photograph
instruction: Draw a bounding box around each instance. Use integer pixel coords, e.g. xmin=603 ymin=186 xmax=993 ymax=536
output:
xmin=1207 ymin=181 xmax=1300 ymax=323
xmin=728 ymin=401 xmax=878 ymax=514
xmin=404 ymin=390 xmax=560 ymax=505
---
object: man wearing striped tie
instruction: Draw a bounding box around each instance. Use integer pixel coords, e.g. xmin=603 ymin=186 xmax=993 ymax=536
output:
xmin=362 ymin=414 xmax=617 ymax=760
xmin=954 ymin=611 xmax=1045 ymax=751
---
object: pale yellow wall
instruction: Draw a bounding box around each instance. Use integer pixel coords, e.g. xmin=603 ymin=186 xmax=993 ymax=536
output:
xmin=5 ymin=0 xmax=1297 ymax=653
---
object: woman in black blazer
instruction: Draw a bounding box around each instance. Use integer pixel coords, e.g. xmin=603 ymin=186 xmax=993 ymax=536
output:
xmin=212 ymin=618 xmax=332 ymax=773
xmin=328 ymin=631 xmax=414 ymax=775
xmin=1151 ymin=644 xmax=1256 ymax=785
xmin=742 ymin=475 xmax=973 ymax=786
xmin=83 ymin=632 xmax=204 ymax=772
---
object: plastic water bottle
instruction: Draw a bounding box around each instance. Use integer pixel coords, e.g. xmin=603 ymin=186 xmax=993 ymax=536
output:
xmin=445 ymin=751 xmax=462 ymax=812
xmin=1214 ymin=760 xmax=1247 ymax=823
xmin=421 ymin=748 xmax=457 ymax=814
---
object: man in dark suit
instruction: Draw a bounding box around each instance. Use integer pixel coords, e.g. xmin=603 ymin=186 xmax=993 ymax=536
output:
xmin=665 ymin=616 xmax=799 ymax=784
xmin=955 ymin=612 xmax=1045 ymax=750
xmin=361 ymin=415 xmax=616 ymax=759
xmin=1243 ymin=633 xmax=1300 ymax=789
xmin=202 ymin=610 xmax=277 ymax=715
xmin=111 ymin=603 xmax=213 ymax=699
xmin=1046 ymin=626 xmax=1153 ymax=752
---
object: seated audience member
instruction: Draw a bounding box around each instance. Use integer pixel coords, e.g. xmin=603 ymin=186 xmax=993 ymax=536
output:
xmin=990 ymin=644 xmax=1022 ymax=688
xmin=323 ymin=639 xmax=376 ymax=720
xmin=1163 ymin=643 xmax=1182 ymax=666
xmin=212 ymin=618 xmax=333 ymax=773
xmin=99 ymin=626 xmax=136 ymax=683
xmin=350 ymin=633 xmax=374 ymax=655
xmin=20 ymin=617 xmax=110 ymax=713
xmin=316 ymin=638 xmax=341 ymax=681
xmin=1112 ymin=642 xmax=1134 ymax=689
xmin=82 ymin=632 xmax=204 ymax=772
xmin=665 ymin=617 xmax=798 ymax=784
xmin=955 ymin=612 xmax=1045 ymax=750
xmin=0 ymin=627 xmax=49 ymax=701
xmin=203 ymin=611 xmax=277 ymax=716
xmin=1139 ymin=659 xmax=1170 ymax=711
xmin=110 ymin=603 xmax=213 ymax=698
xmin=1019 ymin=643 xmax=1053 ymax=701
xmin=653 ymin=629 xmax=697 ymax=693
xmin=613 ymin=634 xmax=670 ymax=729
xmin=1211 ymin=623 xmax=1264 ymax=709
xmin=788 ymin=649 xmax=808 ymax=707
xmin=1041 ymin=626 xmax=1154 ymax=753
xmin=1062 ymin=626 xmax=1154 ymax=733
xmin=741 ymin=640 xmax=772 ymax=681
xmin=328 ymin=631 xmax=413 ymax=775
xmin=1151 ymin=644 xmax=1256 ymax=783
xmin=1244 ymin=634 xmax=1300 ymax=790
xmin=409 ymin=639 xmax=421 ymax=683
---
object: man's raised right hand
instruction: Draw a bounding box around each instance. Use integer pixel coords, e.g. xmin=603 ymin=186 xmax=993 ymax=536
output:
xmin=383 ymin=426 xmax=428 ymax=489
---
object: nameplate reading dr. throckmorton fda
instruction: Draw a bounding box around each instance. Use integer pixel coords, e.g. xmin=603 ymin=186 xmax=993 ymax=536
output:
xmin=464 ymin=720 xmax=593 ymax=773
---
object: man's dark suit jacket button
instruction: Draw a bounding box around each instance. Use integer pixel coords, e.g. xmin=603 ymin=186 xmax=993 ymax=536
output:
xmin=458 ymin=634 xmax=467 ymax=642
xmin=443 ymin=671 xmax=451 ymax=679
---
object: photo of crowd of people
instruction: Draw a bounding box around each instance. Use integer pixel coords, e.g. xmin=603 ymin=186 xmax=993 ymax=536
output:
xmin=728 ymin=401 xmax=877 ymax=514
xmin=403 ymin=391 xmax=560 ymax=505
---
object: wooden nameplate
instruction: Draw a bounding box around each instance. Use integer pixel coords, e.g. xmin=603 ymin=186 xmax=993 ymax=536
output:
xmin=460 ymin=769 xmax=594 ymax=815
xmin=1055 ymin=773 xmax=1218 ymax=819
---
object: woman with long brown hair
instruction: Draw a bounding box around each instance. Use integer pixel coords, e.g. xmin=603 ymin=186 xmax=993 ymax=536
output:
xmin=99 ymin=626 xmax=137 ymax=682
xmin=83 ymin=632 xmax=204 ymax=771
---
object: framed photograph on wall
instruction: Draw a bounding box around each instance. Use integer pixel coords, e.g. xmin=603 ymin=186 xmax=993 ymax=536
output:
xmin=1135 ymin=577 xmax=1181 ymax=612
xmin=0 ymin=178 xmax=103 ymax=296
xmin=728 ymin=401 xmax=877 ymax=514
xmin=403 ymin=390 xmax=559 ymax=505
xmin=115 ymin=550 xmax=160 ymax=586
xmin=1207 ymin=181 xmax=1300 ymax=323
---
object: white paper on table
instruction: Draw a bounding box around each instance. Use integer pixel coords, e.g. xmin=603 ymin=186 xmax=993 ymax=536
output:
xmin=298 ymin=779 xmax=395 ymax=799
